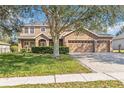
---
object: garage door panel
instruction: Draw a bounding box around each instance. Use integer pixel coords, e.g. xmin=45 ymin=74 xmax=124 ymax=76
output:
xmin=96 ymin=41 xmax=109 ymax=52
xmin=68 ymin=40 xmax=94 ymax=53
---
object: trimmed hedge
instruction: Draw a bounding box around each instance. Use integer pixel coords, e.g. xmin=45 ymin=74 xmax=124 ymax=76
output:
xmin=31 ymin=46 xmax=69 ymax=54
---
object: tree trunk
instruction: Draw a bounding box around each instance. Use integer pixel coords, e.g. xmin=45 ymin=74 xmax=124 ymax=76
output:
xmin=53 ymin=35 xmax=60 ymax=58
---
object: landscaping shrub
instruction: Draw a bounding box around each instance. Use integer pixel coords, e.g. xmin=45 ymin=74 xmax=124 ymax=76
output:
xmin=10 ymin=45 xmax=18 ymax=52
xmin=59 ymin=46 xmax=69 ymax=54
xmin=32 ymin=46 xmax=69 ymax=54
xmin=32 ymin=47 xmax=53 ymax=54
xmin=20 ymin=48 xmax=31 ymax=53
xmin=20 ymin=48 xmax=27 ymax=53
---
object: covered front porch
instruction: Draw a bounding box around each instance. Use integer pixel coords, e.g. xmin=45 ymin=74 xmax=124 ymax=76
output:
xmin=36 ymin=39 xmax=63 ymax=47
xmin=35 ymin=34 xmax=64 ymax=47
xmin=18 ymin=38 xmax=64 ymax=51
xmin=18 ymin=39 xmax=35 ymax=51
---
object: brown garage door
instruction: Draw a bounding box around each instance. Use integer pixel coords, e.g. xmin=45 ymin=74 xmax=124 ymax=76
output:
xmin=96 ymin=40 xmax=110 ymax=52
xmin=68 ymin=40 xmax=94 ymax=53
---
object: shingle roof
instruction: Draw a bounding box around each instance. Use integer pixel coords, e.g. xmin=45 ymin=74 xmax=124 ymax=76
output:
xmin=61 ymin=28 xmax=113 ymax=38
xmin=18 ymin=36 xmax=35 ymax=39
xmin=22 ymin=23 xmax=47 ymax=27
xmin=97 ymin=34 xmax=113 ymax=37
xmin=113 ymin=32 xmax=124 ymax=40
xmin=0 ymin=41 xmax=10 ymax=45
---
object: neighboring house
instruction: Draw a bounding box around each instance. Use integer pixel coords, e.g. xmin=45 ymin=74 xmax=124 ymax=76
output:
xmin=0 ymin=41 xmax=10 ymax=53
xmin=18 ymin=24 xmax=113 ymax=53
xmin=112 ymin=32 xmax=124 ymax=50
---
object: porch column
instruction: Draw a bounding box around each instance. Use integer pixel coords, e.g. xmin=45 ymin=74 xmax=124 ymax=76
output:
xmin=46 ymin=39 xmax=49 ymax=46
xmin=35 ymin=39 xmax=39 ymax=47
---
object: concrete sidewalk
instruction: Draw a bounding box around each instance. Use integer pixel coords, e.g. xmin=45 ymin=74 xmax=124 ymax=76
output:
xmin=1 ymin=72 xmax=124 ymax=86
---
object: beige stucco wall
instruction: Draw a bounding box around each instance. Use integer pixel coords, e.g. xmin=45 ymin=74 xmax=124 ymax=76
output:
xmin=63 ymin=31 xmax=95 ymax=52
xmin=35 ymin=27 xmax=41 ymax=35
xmin=19 ymin=26 xmax=112 ymax=53
xmin=18 ymin=26 xmax=51 ymax=50
xmin=63 ymin=31 xmax=112 ymax=53
xmin=20 ymin=26 xmax=51 ymax=37
xmin=63 ymin=31 xmax=95 ymax=46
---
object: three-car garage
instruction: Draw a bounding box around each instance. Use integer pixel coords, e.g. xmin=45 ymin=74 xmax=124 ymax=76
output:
xmin=63 ymin=29 xmax=112 ymax=53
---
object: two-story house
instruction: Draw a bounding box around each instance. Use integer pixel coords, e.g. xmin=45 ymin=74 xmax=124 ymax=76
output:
xmin=18 ymin=23 xmax=113 ymax=53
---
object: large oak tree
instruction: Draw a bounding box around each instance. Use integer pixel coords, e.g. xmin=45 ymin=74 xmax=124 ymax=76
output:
xmin=0 ymin=6 xmax=32 ymax=43
xmin=0 ymin=6 xmax=123 ymax=57
xmin=41 ymin=6 xmax=122 ymax=58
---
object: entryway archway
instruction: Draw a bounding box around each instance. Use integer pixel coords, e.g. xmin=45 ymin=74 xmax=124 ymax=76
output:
xmin=39 ymin=39 xmax=47 ymax=47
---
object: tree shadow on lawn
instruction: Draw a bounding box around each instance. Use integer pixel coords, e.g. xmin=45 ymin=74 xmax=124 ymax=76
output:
xmin=0 ymin=53 xmax=76 ymax=76
xmin=0 ymin=53 xmax=55 ymax=65
xmin=0 ymin=54 xmax=55 ymax=72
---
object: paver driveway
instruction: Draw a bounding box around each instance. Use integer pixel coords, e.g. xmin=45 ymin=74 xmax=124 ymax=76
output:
xmin=71 ymin=53 xmax=124 ymax=73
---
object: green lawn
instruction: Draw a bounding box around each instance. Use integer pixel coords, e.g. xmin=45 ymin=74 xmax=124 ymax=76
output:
xmin=113 ymin=50 xmax=124 ymax=53
xmin=0 ymin=53 xmax=91 ymax=78
xmin=2 ymin=80 xmax=124 ymax=88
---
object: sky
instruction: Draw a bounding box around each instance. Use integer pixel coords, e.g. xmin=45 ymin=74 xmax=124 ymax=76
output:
xmin=107 ymin=22 xmax=124 ymax=35
xmin=22 ymin=6 xmax=46 ymax=24
xmin=20 ymin=6 xmax=124 ymax=36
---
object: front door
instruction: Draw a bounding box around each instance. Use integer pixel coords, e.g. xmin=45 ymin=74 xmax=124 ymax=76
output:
xmin=39 ymin=39 xmax=46 ymax=47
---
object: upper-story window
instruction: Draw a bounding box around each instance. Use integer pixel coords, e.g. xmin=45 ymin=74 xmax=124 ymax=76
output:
xmin=41 ymin=27 xmax=45 ymax=31
xmin=30 ymin=27 xmax=34 ymax=34
xmin=25 ymin=27 xmax=28 ymax=34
